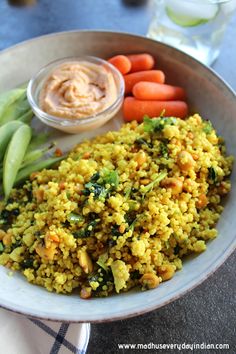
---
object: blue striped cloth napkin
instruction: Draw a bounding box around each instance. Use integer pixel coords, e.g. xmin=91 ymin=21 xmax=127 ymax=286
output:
xmin=0 ymin=308 xmax=90 ymax=354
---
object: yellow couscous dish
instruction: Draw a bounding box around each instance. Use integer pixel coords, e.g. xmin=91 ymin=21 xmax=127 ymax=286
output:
xmin=0 ymin=114 xmax=233 ymax=298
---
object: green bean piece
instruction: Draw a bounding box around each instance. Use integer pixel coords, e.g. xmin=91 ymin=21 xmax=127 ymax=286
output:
xmin=3 ymin=124 xmax=32 ymax=198
xmin=14 ymin=156 xmax=64 ymax=186
xmin=0 ymin=120 xmax=23 ymax=162
xmin=0 ymin=88 xmax=26 ymax=124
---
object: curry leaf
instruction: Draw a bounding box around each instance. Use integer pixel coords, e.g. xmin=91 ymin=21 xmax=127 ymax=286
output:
xmin=208 ymin=167 xmax=217 ymax=183
xmin=100 ymin=168 xmax=119 ymax=188
xmin=159 ymin=141 xmax=169 ymax=158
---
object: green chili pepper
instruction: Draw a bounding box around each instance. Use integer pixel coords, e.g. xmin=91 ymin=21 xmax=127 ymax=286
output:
xmin=3 ymin=124 xmax=32 ymax=198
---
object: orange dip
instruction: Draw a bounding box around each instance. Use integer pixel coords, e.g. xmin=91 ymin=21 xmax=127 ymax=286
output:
xmin=39 ymin=61 xmax=118 ymax=119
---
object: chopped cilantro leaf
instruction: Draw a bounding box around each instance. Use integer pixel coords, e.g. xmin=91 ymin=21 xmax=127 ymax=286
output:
xmin=82 ymin=169 xmax=119 ymax=199
xmin=203 ymin=120 xmax=213 ymax=134
xmin=159 ymin=141 xmax=169 ymax=158
xmin=100 ymin=168 xmax=119 ymax=188
xmin=73 ymin=219 xmax=100 ymax=239
xmin=135 ymin=138 xmax=153 ymax=148
xmin=143 ymin=116 xmax=176 ymax=133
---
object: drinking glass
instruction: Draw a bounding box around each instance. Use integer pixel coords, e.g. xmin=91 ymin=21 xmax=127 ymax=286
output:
xmin=147 ymin=0 xmax=236 ymax=66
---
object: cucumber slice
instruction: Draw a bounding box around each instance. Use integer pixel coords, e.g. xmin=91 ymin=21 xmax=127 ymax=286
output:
xmin=166 ymin=0 xmax=219 ymax=27
xmin=166 ymin=7 xmax=208 ymax=27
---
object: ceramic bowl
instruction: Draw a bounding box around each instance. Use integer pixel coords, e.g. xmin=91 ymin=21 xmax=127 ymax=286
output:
xmin=0 ymin=31 xmax=235 ymax=322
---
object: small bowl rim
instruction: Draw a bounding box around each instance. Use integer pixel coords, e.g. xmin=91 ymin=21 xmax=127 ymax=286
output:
xmin=27 ymin=55 xmax=125 ymax=127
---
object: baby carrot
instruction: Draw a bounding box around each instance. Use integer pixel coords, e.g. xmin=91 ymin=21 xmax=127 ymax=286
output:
xmin=133 ymin=81 xmax=186 ymax=101
xmin=123 ymin=97 xmax=188 ymax=122
xmin=127 ymin=53 xmax=155 ymax=72
xmin=108 ymin=55 xmax=131 ymax=75
xmin=124 ymin=70 xmax=165 ymax=94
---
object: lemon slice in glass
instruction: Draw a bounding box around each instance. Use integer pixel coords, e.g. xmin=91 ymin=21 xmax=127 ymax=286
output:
xmin=165 ymin=0 xmax=219 ymax=27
